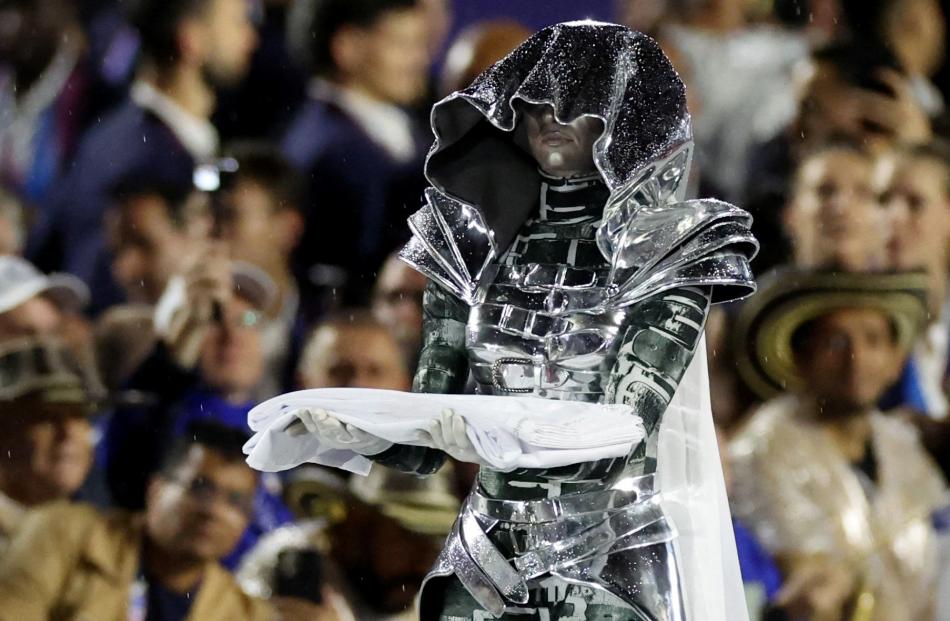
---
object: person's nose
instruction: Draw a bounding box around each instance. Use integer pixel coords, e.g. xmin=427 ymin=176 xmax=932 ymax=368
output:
xmin=538 ymin=105 xmax=556 ymax=125
xmin=884 ymin=197 xmax=911 ymax=228
xmin=824 ymin=190 xmax=849 ymax=216
xmin=112 ymin=249 xmax=144 ymax=288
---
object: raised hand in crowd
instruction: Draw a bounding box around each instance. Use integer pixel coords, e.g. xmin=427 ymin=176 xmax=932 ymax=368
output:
xmin=850 ymin=68 xmax=933 ymax=146
xmin=159 ymin=242 xmax=233 ymax=368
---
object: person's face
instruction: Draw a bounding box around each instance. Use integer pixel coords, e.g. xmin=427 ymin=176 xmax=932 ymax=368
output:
xmin=522 ymin=103 xmax=603 ymax=178
xmin=0 ymin=402 xmax=93 ymax=505
xmin=199 ymin=0 xmax=258 ymax=87
xmin=218 ymin=179 xmax=300 ymax=270
xmin=0 ymin=295 xmax=61 ymax=341
xmin=108 ymin=193 xmax=209 ymax=304
xmin=796 ymin=308 xmax=903 ymax=414
xmin=372 ymin=260 xmax=426 ymax=360
xmin=299 ymin=324 xmax=409 ymax=390
xmin=787 ymin=149 xmax=881 ymax=270
xmin=884 ymin=0 xmax=945 ymax=77
xmin=146 ymin=445 xmax=256 ymax=562
xmin=874 ymin=153 xmax=950 ymax=271
xmin=199 ymin=296 xmax=265 ymax=401
xmin=341 ymin=6 xmax=431 ymax=106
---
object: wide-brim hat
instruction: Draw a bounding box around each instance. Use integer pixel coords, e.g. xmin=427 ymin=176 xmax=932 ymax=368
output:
xmin=285 ymin=463 xmax=460 ymax=537
xmin=0 ymin=337 xmax=101 ymax=413
xmin=733 ymin=267 xmax=929 ymax=399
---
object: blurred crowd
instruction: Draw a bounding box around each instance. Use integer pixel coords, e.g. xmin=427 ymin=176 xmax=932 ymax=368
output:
xmin=0 ymin=0 xmax=948 ymax=619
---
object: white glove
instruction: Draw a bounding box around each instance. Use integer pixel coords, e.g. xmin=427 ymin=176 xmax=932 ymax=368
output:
xmin=288 ymin=408 xmax=393 ymax=456
xmin=423 ymin=409 xmax=482 ymax=464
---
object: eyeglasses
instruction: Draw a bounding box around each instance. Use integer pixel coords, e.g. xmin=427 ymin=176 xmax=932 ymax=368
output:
xmin=169 ymin=475 xmax=256 ymax=518
xmin=211 ymin=309 xmax=264 ymax=331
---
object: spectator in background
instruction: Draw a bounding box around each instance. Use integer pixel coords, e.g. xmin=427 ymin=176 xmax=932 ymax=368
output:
xmin=104 ymin=245 xmax=275 ymax=509
xmin=0 ymin=256 xmax=97 ymax=385
xmin=0 ymin=255 xmax=89 ymax=342
xmin=745 ymin=42 xmax=934 ymax=273
xmin=0 ymin=190 xmax=25 ymax=255
xmin=28 ymin=0 xmax=257 ymax=311
xmin=782 ymin=141 xmax=883 ymax=271
xmin=875 ymin=143 xmax=950 ymax=418
xmin=0 ymin=0 xmax=89 ymax=204
xmin=216 ymin=145 xmax=306 ymax=396
xmin=213 ymin=0 xmax=308 ymax=141
xmin=93 ymin=304 xmax=156 ymax=393
xmin=730 ymin=268 xmax=947 ymax=621
xmin=104 ymin=243 xmax=289 ymax=569
xmin=840 ymin=0 xmax=946 ymax=116
xmin=873 ymin=142 xmax=950 ymax=485
xmin=106 ymin=174 xmax=212 ymax=305
xmin=0 ymin=422 xmax=289 ymax=621
xmin=283 ymin=0 xmax=430 ymax=306
xmin=715 ymin=428 xmax=784 ymax=620
xmin=245 ymin=459 xmax=459 ymax=619
xmin=656 ymin=0 xmax=809 ymax=201
xmin=372 ymin=253 xmax=427 ymax=372
xmin=295 ymin=312 xmax=484 ymax=494
xmin=0 ymin=338 xmax=97 ymax=554
xmin=297 ymin=310 xmax=410 ymax=391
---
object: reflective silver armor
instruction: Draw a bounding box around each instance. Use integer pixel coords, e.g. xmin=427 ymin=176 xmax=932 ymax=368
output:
xmin=402 ymin=146 xmax=755 ymax=619
xmin=391 ymin=21 xmax=757 ymax=621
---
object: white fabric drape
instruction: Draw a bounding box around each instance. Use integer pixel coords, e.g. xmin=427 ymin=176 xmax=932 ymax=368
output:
xmin=244 ymin=391 xmax=645 ymax=472
xmin=656 ymin=336 xmax=748 ymax=621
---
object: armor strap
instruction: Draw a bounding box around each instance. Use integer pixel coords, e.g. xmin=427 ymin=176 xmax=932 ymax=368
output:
xmin=494 ymin=263 xmax=607 ymax=289
xmin=441 ymin=474 xmax=675 ymax=610
xmin=459 ymin=510 xmax=530 ymax=605
xmin=470 ymin=474 xmax=657 ymax=523
xmin=513 ymin=500 xmax=675 ymax=579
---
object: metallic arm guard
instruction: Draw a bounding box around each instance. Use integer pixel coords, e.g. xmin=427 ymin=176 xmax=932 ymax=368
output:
xmin=607 ymin=285 xmax=712 ymax=469
xmin=370 ymin=281 xmax=469 ymax=475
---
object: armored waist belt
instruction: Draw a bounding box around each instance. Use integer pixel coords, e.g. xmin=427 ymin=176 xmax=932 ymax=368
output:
xmin=446 ymin=473 xmax=677 ymax=614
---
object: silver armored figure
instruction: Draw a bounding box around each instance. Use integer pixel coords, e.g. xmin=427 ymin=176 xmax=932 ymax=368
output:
xmin=359 ymin=21 xmax=758 ymax=621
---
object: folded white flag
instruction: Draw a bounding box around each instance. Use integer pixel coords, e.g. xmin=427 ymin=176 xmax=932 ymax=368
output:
xmin=244 ymin=388 xmax=645 ymax=475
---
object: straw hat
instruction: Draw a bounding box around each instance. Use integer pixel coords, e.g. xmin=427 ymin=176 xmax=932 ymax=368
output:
xmin=733 ymin=267 xmax=929 ymax=399
xmin=0 ymin=337 xmax=101 ymax=413
xmin=285 ymin=463 xmax=460 ymax=537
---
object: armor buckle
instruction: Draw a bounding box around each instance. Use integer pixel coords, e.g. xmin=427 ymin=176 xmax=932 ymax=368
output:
xmin=491 ymin=357 xmax=535 ymax=393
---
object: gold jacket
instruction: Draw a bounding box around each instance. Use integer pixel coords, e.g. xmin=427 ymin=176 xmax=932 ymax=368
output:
xmin=0 ymin=501 xmax=273 ymax=621
xmin=729 ymin=395 xmax=947 ymax=621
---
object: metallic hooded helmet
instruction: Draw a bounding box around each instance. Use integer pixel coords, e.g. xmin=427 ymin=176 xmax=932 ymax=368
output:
xmin=425 ymin=21 xmax=693 ymax=254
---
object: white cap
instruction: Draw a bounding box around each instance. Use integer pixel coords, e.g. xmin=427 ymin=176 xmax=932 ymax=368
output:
xmin=0 ymin=255 xmax=90 ymax=315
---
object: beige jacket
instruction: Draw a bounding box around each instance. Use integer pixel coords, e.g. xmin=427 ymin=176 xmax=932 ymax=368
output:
xmin=0 ymin=501 xmax=274 ymax=621
xmin=0 ymin=491 xmax=25 ymax=556
xmin=729 ymin=395 xmax=948 ymax=621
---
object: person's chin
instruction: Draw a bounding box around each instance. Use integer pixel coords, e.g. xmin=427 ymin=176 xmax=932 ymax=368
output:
xmin=49 ymin=461 xmax=90 ymax=491
xmin=180 ymin=536 xmax=226 ymax=562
